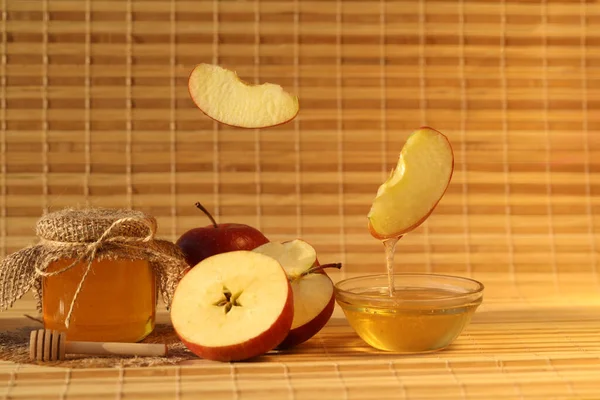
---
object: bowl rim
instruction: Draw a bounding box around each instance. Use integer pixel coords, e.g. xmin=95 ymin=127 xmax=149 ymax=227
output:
xmin=334 ymin=273 xmax=485 ymax=304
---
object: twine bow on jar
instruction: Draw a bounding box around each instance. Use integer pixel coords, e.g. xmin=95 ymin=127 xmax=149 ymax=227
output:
xmin=0 ymin=208 xmax=189 ymax=328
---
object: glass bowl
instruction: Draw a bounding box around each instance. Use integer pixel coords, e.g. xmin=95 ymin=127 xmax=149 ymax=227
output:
xmin=334 ymin=273 xmax=484 ymax=353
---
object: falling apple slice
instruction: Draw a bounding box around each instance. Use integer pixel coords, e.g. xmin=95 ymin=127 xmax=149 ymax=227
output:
xmin=170 ymin=251 xmax=293 ymax=362
xmin=253 ymin=239 xmax=340 ymax=348
xmin=368 ymin=127 xmax=454 ymax=240
xmin=188 ymin=63 xmax=299 ymax=128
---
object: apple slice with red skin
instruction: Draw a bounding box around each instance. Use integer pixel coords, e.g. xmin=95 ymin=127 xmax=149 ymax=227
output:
xmin=176 ymin=202 xmax=269 ymax=268
xmin=188 ymin=63 xmax=299 ymax=129
xmin=170 ymin=251 xmax=293 ymax=362
xmin=367 ymin=127 xmax=454 ymax=240
xmin=253 ymin=240 xmax=341 ymax=348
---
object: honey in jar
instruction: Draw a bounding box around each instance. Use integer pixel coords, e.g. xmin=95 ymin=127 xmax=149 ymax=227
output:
xmin=43 ymin=257 xmax=156 ymax=342
xmin=0 ymin=207 xmax=189 ymax=343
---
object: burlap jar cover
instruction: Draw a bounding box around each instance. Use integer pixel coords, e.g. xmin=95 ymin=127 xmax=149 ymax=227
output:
xmin=0 ymin=208 xmax=189 ymax=327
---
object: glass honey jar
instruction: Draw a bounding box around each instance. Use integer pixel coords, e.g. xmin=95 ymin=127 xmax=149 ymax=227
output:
xmin=0 ymin=208 xmax=189 ymax=344
xmin=42 ymin=257 xmax=156 ymax=343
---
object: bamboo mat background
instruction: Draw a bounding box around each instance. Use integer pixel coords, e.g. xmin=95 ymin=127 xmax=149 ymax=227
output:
xmin=2 ymin=0 xmax=599 ymax=281
xmin=2 ymin=0 xmax=600 ymax=398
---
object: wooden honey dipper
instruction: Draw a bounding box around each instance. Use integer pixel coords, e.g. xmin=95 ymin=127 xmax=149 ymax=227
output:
xmin=29 ymin=329 xmax=168 ymax=362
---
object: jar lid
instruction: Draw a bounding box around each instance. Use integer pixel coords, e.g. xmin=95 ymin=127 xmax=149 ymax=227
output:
xmin=36 ymin=208 xmax=157 ymax=243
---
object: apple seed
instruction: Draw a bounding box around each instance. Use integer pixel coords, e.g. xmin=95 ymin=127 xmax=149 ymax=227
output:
xmin=214 ymin=286 xmax=242 ymax=314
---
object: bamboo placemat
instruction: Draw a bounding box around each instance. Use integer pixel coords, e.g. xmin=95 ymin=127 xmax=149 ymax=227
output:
xmin=2 ymin=0 xmax=600 ymax=398
xmin=2 ymin=273 xmax=600 ymax=399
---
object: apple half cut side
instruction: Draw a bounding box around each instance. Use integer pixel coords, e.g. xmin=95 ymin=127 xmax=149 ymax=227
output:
xmin=253 ymin=239 xmax=340 ymax=348
xmin=188 ymin=63 xmax=299 ymax=129
xmin=170 ymin=251 xmax=293 ymax=362
xmin=367 ymin=127 xmax=455 ymax=240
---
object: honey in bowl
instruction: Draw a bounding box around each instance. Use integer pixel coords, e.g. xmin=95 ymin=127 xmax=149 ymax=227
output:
xmin=334 ymin=274 xmax=483 ymax=353
xmin=338 ymin=127 xmax=484 ymax=353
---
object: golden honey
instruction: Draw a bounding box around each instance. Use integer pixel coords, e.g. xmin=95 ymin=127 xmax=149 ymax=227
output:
xmin=334 ymin=274 xmax=484 ymax=353
xmin=338 ymin=287 xmax=480 ymax=353
xmin=42 ymin=258 xmax=156 ymax=343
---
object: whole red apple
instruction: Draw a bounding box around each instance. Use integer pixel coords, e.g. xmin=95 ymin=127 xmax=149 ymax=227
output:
xmin=176 ymin=202 xmax=270 ymax=267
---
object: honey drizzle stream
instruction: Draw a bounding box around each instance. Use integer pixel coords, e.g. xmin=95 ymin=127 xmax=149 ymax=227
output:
xmin=383 ymin=237 xmax=400 ymax=296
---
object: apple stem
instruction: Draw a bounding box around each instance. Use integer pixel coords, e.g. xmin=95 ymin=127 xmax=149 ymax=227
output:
xmin=297 ymin=263 xmax=342 ymax=279
xmin=195 ymin=202 xmax=218 ymax=228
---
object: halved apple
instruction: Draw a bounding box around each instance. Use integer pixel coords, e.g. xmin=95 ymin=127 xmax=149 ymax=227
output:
xmin=368 ymin=127 xmax=454 ymax=240
xmin=253 ymin=239 xmax=341 ymax=348
xmin=170 ymin=251 xmax=293 ymax=362
xmin=188 ymin=63 xmax=299 ymax=128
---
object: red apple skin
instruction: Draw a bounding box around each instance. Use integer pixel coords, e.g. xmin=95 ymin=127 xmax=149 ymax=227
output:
xmin=276 ymin=292 xmax=334 ymax=349
xmin=276 ymin=256 xmax=336 ymax=349
xmin=187 ymin=65 xmax=300 ymax=130
xmin=176 ymin=223 xmax=269 ymax=267
xmin=368 ymin=126 xmax=454 ymax=241
xmin=175 ymin=281 xmax=294 ymax=362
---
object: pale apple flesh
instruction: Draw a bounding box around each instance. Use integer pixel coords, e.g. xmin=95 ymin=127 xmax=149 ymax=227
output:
xmin=188 ymin=63 xmax=299 ymax=128
xmin=368 ymin=127 xmax=454 ymax=240
xmin=170 ymin=251 xmax=293 ymax=362
xmin=253 ymin=240 xmax=336 ymax=348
